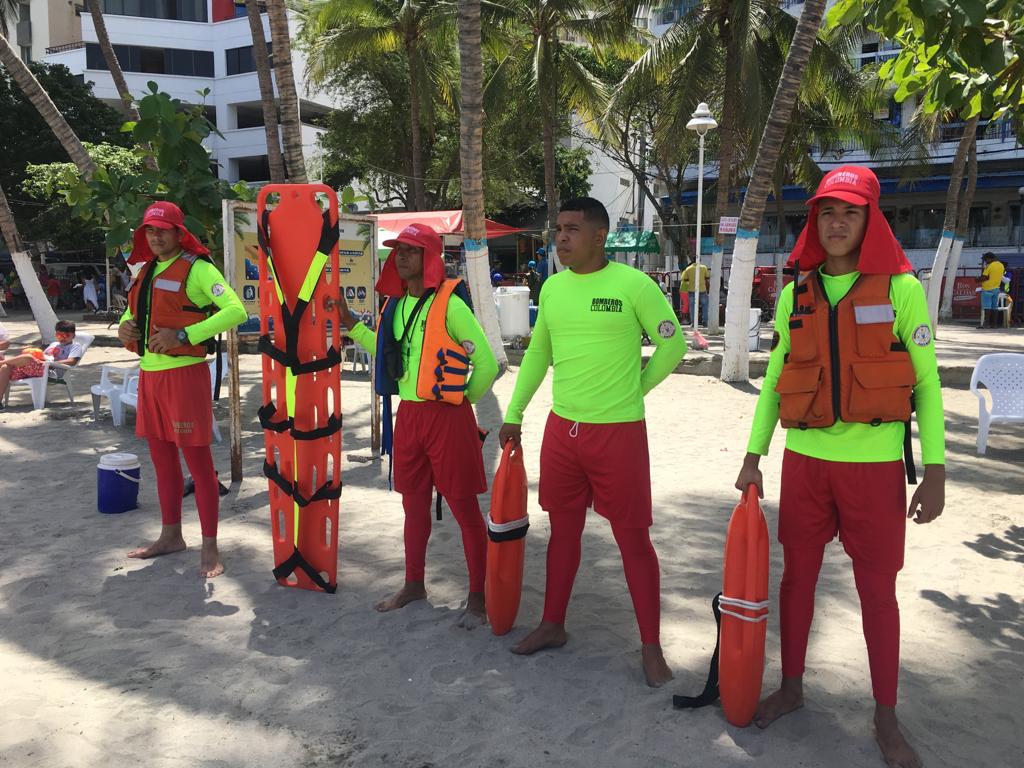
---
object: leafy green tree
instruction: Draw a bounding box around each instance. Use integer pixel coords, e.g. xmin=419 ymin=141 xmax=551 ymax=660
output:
xmin=0 ymin=62 xmax=129 ymax=231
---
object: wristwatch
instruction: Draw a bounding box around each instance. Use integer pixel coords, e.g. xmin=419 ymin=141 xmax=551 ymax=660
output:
xmin=176 ymin=329 xmax=189 ymax=346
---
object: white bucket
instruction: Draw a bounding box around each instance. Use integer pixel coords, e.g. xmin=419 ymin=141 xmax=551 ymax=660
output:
xmin=748 ymin=308 xmax=762 ymax=352
xmin=494 ymin=286 xmax=531 ymax=339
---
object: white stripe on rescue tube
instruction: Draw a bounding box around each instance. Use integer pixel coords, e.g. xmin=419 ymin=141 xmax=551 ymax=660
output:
xmin=487 ymin=514 xmax=530 ymax=533
xmin=854 ymin=304 xmax=896 ymax=324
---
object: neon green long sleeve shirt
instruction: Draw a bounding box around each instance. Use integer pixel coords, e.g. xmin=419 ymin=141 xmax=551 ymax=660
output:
xmin=348 ymin=292 xmax=498 ymax=404
xmin=505 ymin=260 xmax=686 ymax=425
xmin=120 ymin=255 xmax=247 ymax=372
xmin=746 ymin=270 xmax=945 ymax=464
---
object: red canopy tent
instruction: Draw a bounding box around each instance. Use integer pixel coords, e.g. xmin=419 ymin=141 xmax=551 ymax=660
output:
xmin=371 ymin=211 xmax=522 ymax=239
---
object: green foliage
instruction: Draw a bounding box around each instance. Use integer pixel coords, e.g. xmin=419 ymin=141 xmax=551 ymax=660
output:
xmin=50 ymin=84 xmax=250 ymax=259
xmin=829 ymin=0 xmax=1024 ymax=117
xmin=0 ymin=62 xmax=129 ymax=243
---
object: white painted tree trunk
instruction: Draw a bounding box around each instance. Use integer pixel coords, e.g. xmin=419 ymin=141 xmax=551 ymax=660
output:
xmin=721 ymin=233 xmax=759 ymax=381
xmin=708 ymin=246 xmax=724 ymax=333
xmin=464 ymin=238 xmax=506 ymax=367
xmin=939 ymin=238 xmax=965 ymax=320
xmin=926 ymin=231 xmax=955 ymax=330
xmin=12 ymin=251 xmax=58 ymax=344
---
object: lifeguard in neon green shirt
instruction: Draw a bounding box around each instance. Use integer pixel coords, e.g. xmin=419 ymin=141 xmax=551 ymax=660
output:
xmin=735 ymin=166 xmax=945 ymax=768
xmin=499 ymin=197 xmax=687 ymax=687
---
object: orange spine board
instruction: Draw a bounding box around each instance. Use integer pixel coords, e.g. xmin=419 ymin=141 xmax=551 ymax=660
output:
xmin=257 ymin=184 xmax=342 ymax=593
xmin=718 ymin=485 xmax=770 ymax=727
xmin=485 ymin=442 xmax=528 ymax=636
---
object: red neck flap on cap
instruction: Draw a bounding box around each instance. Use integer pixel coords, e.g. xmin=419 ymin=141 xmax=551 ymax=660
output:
xmin=375 ymin=224 xmax=446 ymax=297
xmin=128 ymin=202 xmax=211 ymax=265
xmin=788 ymin=166 xmax=912 ymax=275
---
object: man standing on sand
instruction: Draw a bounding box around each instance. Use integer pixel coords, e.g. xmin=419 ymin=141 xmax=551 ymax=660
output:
xmin=329 ymin=223 xmax=499 ymax=627
xmin=118 ymin=202 xmax=246 ymax=578
xmin=498 ymin=197 xmax=687 ymax=687
xmin=735 ymin=166 xmax=945 ymax=768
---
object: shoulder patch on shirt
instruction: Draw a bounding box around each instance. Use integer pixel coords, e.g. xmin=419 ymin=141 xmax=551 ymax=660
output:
xmin=657 ymin=319 xmax=676 ymax=339
xmin=211 ymin=283 xmax=225 ymax=297
xmin=912 ymin=324 xmax=932 ymax=347
xmin=462 ymin=340 xmax=476 ymax=355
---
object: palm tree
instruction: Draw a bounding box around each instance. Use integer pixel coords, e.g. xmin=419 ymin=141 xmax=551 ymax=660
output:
xmin=925 ymin=113 xmax=979 ymax=329
xmin=1 ymin=25 xmax=96 ymax=341
xmin=266 ymin=0 xmax=307 ymax=182
xmin=300 ymin=0 xmax=454 ymax=210
xmin=720 ymin=0 xmax=827 ymax=382
xmin=456 ymin=0 xmax=506 ymax=368
xmin=246 ymin=0 xmax=286 ymax=183
xmin=486 ymin=1 xmax=633 ymax=270
xmin=940 ymin=130 xmax=979 ymax=320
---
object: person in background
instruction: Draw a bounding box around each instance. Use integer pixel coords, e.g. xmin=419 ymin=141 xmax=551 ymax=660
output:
xmin=680 ymin=259 xmax=710 ymax=326
xmin=45 ymin=275 xmax=62 ymax=309
xmin=525 ymin=259 xmax=542 ymax=305
xmin=82 ymin=270 xmax=99 ymax=313
xmin=536 ymin=247 xmax=549 ymax=282
xmin=976 ymin=252 xmax=1005 ymax=329
xmin=0 ymin=320 xmax=83 ymax=408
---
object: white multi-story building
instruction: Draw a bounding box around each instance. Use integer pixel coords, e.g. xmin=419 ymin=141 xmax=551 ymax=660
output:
xmin=28 ymin=0 xmax=335 ymax=183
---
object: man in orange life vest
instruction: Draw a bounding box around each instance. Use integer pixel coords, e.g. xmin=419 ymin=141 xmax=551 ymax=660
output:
xmin=329 ymin=224 xmax=499 ymax=627
xmin=735 ymin=166 xmax=945 ymax=768
xmin=118 ymin=202 xmax=246 ymax=578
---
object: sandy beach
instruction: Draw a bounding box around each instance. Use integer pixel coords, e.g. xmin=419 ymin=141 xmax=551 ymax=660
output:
xmin=0 ymin=317 xmax=1021 ymax=768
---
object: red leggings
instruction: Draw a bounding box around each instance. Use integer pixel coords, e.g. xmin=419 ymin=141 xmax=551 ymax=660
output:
xmin=402 ymin=489 xmax=487 ymax=593
xmin=147 ymin=437 xmax=219 ymax=538
xmin=541 ymin=509 xmax=662 ymax=644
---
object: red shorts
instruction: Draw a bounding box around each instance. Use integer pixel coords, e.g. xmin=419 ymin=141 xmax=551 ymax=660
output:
xmin=10 ymin=360 xmax=44 ymax=380
xmin=539 ymin=412 xmax=652 ymax=527
xmin=779 ymin=449 xmax=907 ymax=572
xmin=136 ymin=363 xmax=213 ymax=448
xmin=393 ymin=399 xmax=487 ymax=498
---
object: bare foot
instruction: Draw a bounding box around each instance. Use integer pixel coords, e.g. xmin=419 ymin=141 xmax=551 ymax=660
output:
xmin=375 ymin=581 xmax=427 ymax=612
xmin=754 ymin=676 xmax=804 ymax=728
xmin=874 ymin=706 xmax=922 ymax=768
xmin=642 ymin=643 xmax=674 ymax=688
xmin=199 ymin=537 xmax=224 ymax=578
xmin=127 ymin=525 xmax=186 ymax=560
xmin=511 ymin=620 xmax=568 ymax=655
xmin=456 ymin=591 xmax=487 ymax=630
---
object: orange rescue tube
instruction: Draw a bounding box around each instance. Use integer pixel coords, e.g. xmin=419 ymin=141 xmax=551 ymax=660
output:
xmin=718 ymin=484 xmax=770 ymax=726
xmin=485 ymin=442 xmax=529 ymax=635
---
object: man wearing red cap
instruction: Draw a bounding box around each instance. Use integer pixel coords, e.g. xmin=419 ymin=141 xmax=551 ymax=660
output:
xmin=735 ymin=166 xmax=945 ymax=768
xmin=119 ymin=202 xmax=246 ymax=578
xmin=329 ymin=223 xmax=499 ymax=626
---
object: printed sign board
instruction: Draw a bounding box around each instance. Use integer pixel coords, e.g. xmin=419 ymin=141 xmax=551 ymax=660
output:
xmin=718 ymin=216 xmax=739 ymax=235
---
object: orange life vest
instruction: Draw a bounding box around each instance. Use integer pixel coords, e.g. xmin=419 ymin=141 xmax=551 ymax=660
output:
xmin=126 ymin=253 xmax=213 ymax=357
xmin=774 ymin=271 xmax=916 ymax=429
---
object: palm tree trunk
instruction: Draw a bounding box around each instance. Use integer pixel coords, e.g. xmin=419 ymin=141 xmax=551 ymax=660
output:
xmin=265 ymin=0 xmax=307 ymax=183
xmin=542 ymin=111 xmax=559 ymax=275
xmin=406 ymin=43 xmax=427 ymax=211
xmin=721 ymin=0 xmax=826 ymax=382
xmin=708 ymin=7 xmax=742 ymax=334
xmin=926 ymin=114 xmax=978 ymax=328
xmin=940 ymin=134 xmax=978 ymax=319
xmin=457 ymin=0 xmax=506 ymax=369
xmin=246 ymin=0 xmax=285 ymax=184
xmin=0 ymin=181 xmax=58 ymax=341
xmin=0 ymin=31 xmax=96 ymax=177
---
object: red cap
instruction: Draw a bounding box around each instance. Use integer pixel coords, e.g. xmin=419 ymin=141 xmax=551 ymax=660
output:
xmin=376 ymin=223 xmax=445 ymax=296
xmin=128 ymin=201 xmax=210 ymax=264
xmin=788 ymin=165 xmax=912 ymax=276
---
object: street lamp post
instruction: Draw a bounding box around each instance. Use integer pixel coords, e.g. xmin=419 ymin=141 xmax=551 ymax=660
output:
xmin=1018 ymin=186 xmax=1024 ymax=257
xmin=686 ymin=102 xmax=717 ymax=331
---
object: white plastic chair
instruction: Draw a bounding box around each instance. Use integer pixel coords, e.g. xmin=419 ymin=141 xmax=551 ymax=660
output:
xmin=970 ymin=353 xmax=1024 ymax=454
xmin=4 ymin=332 xmax=95 ymax=410
xmin=995 ymin=294 xmax=1013 ymax=328
xmin=120 ymin=373 xmax=140 ymax=415
xmin=91 ymin=363 xmax=140 ymax=426
xmin=343 ymin=343 xmax=370 ymax=373
xmin=209 ymin=353 xmax=228 ymax=443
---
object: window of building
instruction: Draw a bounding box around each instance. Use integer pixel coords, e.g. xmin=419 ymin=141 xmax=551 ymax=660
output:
xmin=86 ymin=43 xmax=214 ymax=77
xmin=99 ymin=0 xmax=208 ymax=22
xmin=226 ymin=43 xmax=273 ymax=76
xmin=236 ymin=155 xmax=271 ymax=183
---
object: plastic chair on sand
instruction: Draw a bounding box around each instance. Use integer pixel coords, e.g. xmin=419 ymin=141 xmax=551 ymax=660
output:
xmin=91 ymin=363 xmax=140 ymax=426
xmin=970 ymin=353 xmax=1024 ymax=455
xmin=4 ymin=332 xmax=95 ymax=410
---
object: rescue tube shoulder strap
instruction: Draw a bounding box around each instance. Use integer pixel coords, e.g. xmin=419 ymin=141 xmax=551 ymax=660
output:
xmin=673 ymin=593 xmax=722 ymax=710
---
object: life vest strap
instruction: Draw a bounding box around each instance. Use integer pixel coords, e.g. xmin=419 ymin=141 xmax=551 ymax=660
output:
xmin=262 ymin=460 xmax=341 ymax=507
xmin=672 ymin=592 xmax=722 ymax=710
xmin=441 ymin=348 xmax=470 ymax=365
xmin=272 ymin=547 xmax=337 ymax=594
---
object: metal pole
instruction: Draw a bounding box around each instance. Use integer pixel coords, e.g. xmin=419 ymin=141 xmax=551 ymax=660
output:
xmin=693 ymin=133 xmax=705 ymax=331
xmin=1018 ymin=190 xmax=1023 ymax=257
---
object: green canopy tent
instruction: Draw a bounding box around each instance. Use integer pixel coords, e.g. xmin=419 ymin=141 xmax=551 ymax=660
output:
xmin=604 ymin=230 xmax=660 ymax=254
